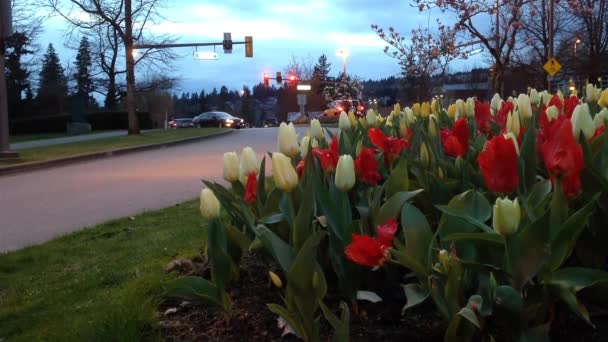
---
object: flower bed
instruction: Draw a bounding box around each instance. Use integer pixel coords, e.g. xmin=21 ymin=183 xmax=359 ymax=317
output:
xmin=164 ymin=86 xmax=608 ymax=341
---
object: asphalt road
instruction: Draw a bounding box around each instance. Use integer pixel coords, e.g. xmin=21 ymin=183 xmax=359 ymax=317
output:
xmin=0 ymin=127 xmax=300 ymax=253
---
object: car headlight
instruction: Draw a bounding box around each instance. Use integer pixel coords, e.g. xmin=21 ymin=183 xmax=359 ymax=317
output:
xmin=225 ymin=119 xmax=234 ymax=123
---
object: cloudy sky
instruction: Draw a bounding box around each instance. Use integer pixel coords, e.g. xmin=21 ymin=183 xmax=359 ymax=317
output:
xmin=41 ymin=0 xmax=488 ymax=94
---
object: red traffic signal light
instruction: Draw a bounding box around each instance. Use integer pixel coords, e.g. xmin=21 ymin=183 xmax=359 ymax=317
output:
xmin=263 ymin=72 xmax=270 ymax=87
xmin=288 ymin=74 xmax=297 ymax=86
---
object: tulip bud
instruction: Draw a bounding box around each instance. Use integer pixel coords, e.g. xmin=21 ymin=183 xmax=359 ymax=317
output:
xmin=503 ymin=132 xmax=520 ymax=155
xmin=491 ymin=93 xmax=503 ymax=114
xmin=517 ymin=94 xmax=532 ymax=119
xmin=541 ymin=90 xmax=550 ymax=105
xmin=310 ymin=119 xmax=324 ymax=140
xmin=272 ymin=152 xmax=299 ymax=192
xmin=393 ymin=103 xmax=402 ymax=116
xmin=599 ymin=89 xmax=608 ymax=108
xmin=586 ymin=84 xmax=600 ymax=103
xmin=356 ymin=140 xmax=363 ymax=156
xmin=421 ymin=101 xmax=431 ymax=118
xmin=278 ymin=122 xmax=299 ymax=158
xmin=431 ymin=99 xmax=440 ymax=115
xmin=386 ymin=119 xmax=393 ymax=127
xmin=412 ymin=103 xmax=421 ymax=116
xmin=456 ymin=99 xmax=466 ymax=118
xmin=366 ymin=109 xmax=378 ymax=127
xmin=405 ymin=108 xmax=416 ymax=124
xmin=492 ymin=197 xmax=520 ymax=236
xmin=200 ymin=188 xmax=220 ymax=219
xmin=269 ymin=271 xmax=283 ymax=288
xmin=348 ymin=111 xmax=357 ymax=126
xmin=557 ymin=89 xmax=564 ymax=104
xmin=506 ymin=111 xmax=520 ymax=136
xmin=594 ymin=108 xmax=607 ymax=128
xmin=240 ymin=147 xmax=259 ymax=184
xmin=339 ymin=112 xmax=351 ymax=130
xmin=428 ymin=114 xmax=438 ymax=138
xmin=546 ymin=105 xmax=559 ymax=122
xmin=466 ymin=98 xmax=475 ymax=118
xmin=437 ymin=167 xmax=445 ymax=180
xmin=399 ymin=120 xmax=409 ymax=138
xmin=222 ymin=151 xmax=240 ymax=183
xmin=571 ymin=103 xmax=595 ymax=140
xmin=447 ymin=104 xmax=458 ymax=118
xmin=420 ymin=142 xmax=430 ymax=167
xmin=438 ymin=249 xmax=450 ymax=271
xmin=335 ymin=155 xmax=355 ymax=191
xmin=529 ymin=88 xmax=540 ymax=105
xmin=300 ymin=136 xmax=317 ymax=158
xmin=507 ymin=96 xmax=514 ymax=103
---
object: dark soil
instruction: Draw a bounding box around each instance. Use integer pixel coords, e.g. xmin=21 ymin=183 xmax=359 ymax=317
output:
xmin=159 ymin=255 xmax=606 ymax=342
xmin=159 ymin=254 xmax=444 ymax=342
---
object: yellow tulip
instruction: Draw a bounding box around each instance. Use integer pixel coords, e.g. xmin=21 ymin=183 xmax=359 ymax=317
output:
xmin=439 ymin=249 xmax=449 ymax=271
xmin=399 ymin=120 xmax=409 ymax=138
xmin=490 ymin=93 xmax=502 ymax=114
xmin=278 ymin=122 xmax=299 ymax=158
xmin=366 ymin=109 xmax=378 ymax=127
xmin=240 ymin=147 xmax=259 ymax=183
xmin=529 ymin=88 xmax=540 ymax=105
xmin=200 ymin=188 xmax=220 ymax=220
xmin=222 ymin=151 xmax=240 ymax=183
xmin=517 ymin=94 xmax=532 ymax=119
xmin=493 ymin=197 xmax=520 ymax=236
xmin=585 ymin=84 xmax=600 ymax=103
xmin=456 ymin=99 xmax=466 ymax=118
xmin=447 ymin=104 xmax=457 ymax=119
xmin=268 ymin=271 xmax=283 ymax=288
xmin=412 ymin=103 xmax=421 ymax=116
xmin=299 ymin=136 xmax=317 ymax=158
xmin=431 ymin=99 xmax=440 ymax=115
xmin=272 ymin=152 xmax=299 ymax=192
xmin=594 ymin=108 xmax=607 ymax=128
xmin=421 ymin=101 xmax=431 ymax=118
xmin=335 ymin=155 xmax=355 ymax=191
xmin=393 ymin=103 xmax=402 ymax=116
xmin=599 ymin=89 xmax=608 ymax=108
xmin=506 ymin=111 xmax=520 ymax=136
xmin=466 ymin=98 xmax=475 ymax=118
xmin=420 ymin=142 xmax=430 ymax=167
xmin=428 ymin=114 xmax=438 ymax=138
xmin=348 ymin=111 xmax=357 ymax=126
xmin=503 ymin=132 xmax=520 ymax=155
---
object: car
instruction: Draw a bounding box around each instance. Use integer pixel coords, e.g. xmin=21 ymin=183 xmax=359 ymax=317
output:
xmin=168 ymin=118 xmax=195 ymax=128
xmin=192 ymin=111 xmax=245 ymax=129
xmin=263 ymin=117 xmax=279 ymax=127
xmin=322 ymin=99 xmax=366 ymax=117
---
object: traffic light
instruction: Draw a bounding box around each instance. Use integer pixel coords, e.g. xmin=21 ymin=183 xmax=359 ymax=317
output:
xmin=245 ymin=36 xmax=253 ymax=58
xmin=223 ymin=32 xmax=232 ymax=53
xmin=276 ymin=72 xmax=282 ymax=83
xmin=288 ymin=74 xmax=297 ymax=86
xmin=263 ymin=73 xmax=270 ymax=87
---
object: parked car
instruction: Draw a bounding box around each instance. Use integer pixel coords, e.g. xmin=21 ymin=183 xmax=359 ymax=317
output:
xmin=168 ymin=118 xmax=195 ymax=128
xmin=192 ymin=111 xmax=245 ymax=129
xmin=322 ymin=99 xmax=365 ymax=117
xmin=263 ymin=117 xmax=279 ymax=127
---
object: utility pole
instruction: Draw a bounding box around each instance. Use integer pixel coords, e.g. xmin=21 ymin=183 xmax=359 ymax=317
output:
xmin=548 ymin=0 xmax=554 ymax=93
xmin=124 ymin=0 xmax=139 ymax=135
xmin=0 ymin=0 xmax=18 ymax=159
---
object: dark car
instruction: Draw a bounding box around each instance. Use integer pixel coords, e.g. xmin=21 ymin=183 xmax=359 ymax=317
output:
xmin=168 ymin=118 xmax=194 ymax=128
xmin=192 ymin=111 xmax=245 ymax=129
xmin=323 ymin=99 xmax=366 ymax=117
xmin=263 ymin=117 xmax=279 ymax=127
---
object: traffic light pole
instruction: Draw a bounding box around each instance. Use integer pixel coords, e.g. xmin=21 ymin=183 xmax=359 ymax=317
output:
xmin=132 ymin=39 xmax=251 ymax=51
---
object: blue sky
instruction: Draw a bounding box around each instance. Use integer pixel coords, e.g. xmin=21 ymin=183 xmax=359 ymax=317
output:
xmin=41 ymin=0 xmax=488 ymax=94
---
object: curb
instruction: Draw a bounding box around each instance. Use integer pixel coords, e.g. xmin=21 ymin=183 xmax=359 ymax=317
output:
xmin=0 ymin=129 xmax=234 ymax=177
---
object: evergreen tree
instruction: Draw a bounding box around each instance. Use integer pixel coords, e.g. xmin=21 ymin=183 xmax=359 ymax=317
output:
xmin=38 ymin=43 xmax=68 ymax=115
xmin=73 ymin=36 xmax=94 ymax=109
xmin=4 ymin=32 xmax=33 ymax=118
xmin=312 ymin=54 xmax=332 ymax=96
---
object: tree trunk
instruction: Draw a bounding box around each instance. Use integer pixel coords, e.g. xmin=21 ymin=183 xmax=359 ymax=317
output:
xmin=105 ymin=73 xmax=117 ymax=109
xmin=124 ymin=0 xmax=139 ymax=135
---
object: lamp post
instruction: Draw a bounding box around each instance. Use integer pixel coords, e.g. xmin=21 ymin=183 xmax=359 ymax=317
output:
xmin=336 ymin=49 xmax=349 ymax=99
xmin=573 ymin=38 xmax=581 ymax=92
xmin=0 ymin=0 xmax=18 ymax=159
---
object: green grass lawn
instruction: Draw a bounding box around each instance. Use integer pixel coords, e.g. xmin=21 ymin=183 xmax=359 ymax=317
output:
xmin=0 ymin=199 xmax=206 ymax=341
xmin=10 ymin=132 xmax=73 ymax=143
xmin=0 ymin=128 xmax=229 ymax=167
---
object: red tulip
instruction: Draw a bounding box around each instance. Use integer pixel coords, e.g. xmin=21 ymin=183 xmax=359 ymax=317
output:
xmin=547 ymin=95 xmax=563 ymax=113
xmin=441 ymin=118 xmax=469 ymax=157
xmin=244 ymin=172 xmax=258 ymax=203
xmin=541 ymin=118 xmax=583 ymax=179
xmin=312 ymin=137 xmax=340 ymax=173
xmin=475 ymin=100 xmax=493 ymax=133
xmin=368 ymin=128 xmax=410 ymax=164
xmin=591 ymin=125 xmax=605 ymax=142
xmin=296 ymin=159 xmax=305 ymax=178
xmin=563 ymin=96 xmax=580 ymax=119
xmin=561 ymin=172 xmax=582 ymax=199
xmin=477 ymin=134 xmax=519 ymax=193
xmin=496 ymin=101 xmax=515 ymax=127
xmin=354 ymin=147 xmax=382 ymax=186
xmin=345 ymin=219 xmax=398 ymax=267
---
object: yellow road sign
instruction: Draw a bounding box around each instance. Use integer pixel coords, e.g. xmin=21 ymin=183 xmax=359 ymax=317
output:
xmin=544 ymin=57 xmax=562 ymax=76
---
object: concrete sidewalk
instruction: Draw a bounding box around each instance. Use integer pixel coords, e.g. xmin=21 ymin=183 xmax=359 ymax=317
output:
xmin=11 ymin=130 xmax=131 ymax=149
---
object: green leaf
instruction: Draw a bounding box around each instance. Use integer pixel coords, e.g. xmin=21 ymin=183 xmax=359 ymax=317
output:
xmin=258 ymin=156 xmax=267 ymax=204
xmin=547 ymin=196 xmax=598 ymax=271
xmin=550 ymin=267 xmax=608 ymax=292
xmin=519 ymin=124 xmax=538 ymax=193
xmin=495 ymin=285 xmax=523 ymax=313
xmin=401 ymin=283 xmax=429 ymax=314
xmin=293 ymin=184 xmax=315 ymax=251
xmin=377 ymin=189 xmax=424 ymax=225
xmin=224 ymin=224 xmax=251 ymax=263
xmin=385 ymin=158 xmax=409 ymax=199
xmin=443 ymin=232 xmax=505 ymax=246
xmin=401 ymin=202 xmax=434 ymax=271
xmin=507 ymin=212 xmax=550 ymax=289
xmin=549 ymin=180 xmax=568 ymax=239
xmin=319 ymin=300 xmax=350 ymax=342
xmin=444 ymin=314 xmax=476 ymax=342
xmin=164 ymin=276 xmax=224 ymax=308
xmin=254 ymin=225 xmax=295 ymax=273
xmin=259 ymin=213 xmax=285 ymax=225
xmin=391 ymin=247 xmax=427 ymax=277
xmin=280 ymin=192 xmax=295 ymax=230
xmin=436 ymin=205 xmax=494 ymax=233
xmin=521 ymin=324 xmax=551 ymax=342
xmin=527 ymin=179 xmax=552 ymax=211
xmin=548 ymin=284 xmax=594 ymax=327
xmin=207 ymin=219 xmax=233 ymax=288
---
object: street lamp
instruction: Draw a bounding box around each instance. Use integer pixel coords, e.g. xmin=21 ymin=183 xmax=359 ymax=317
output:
xmin=336 ymin=49 xmax=349 ymax=76
xmin=573 ymin=38 xmax=581 ymax=92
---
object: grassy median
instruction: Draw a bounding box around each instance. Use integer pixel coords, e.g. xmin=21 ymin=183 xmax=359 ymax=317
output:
xmin=0 ymin=199 xmax=206 ymax=341
xmin=1 ymin=128 xmax=229 ymax=167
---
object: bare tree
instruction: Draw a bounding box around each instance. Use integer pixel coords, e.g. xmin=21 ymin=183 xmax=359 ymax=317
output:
xmin=284 ymin=53 xmax=314 ymax=81
xmin=47 ymin=0 xmax=178 ymax=134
